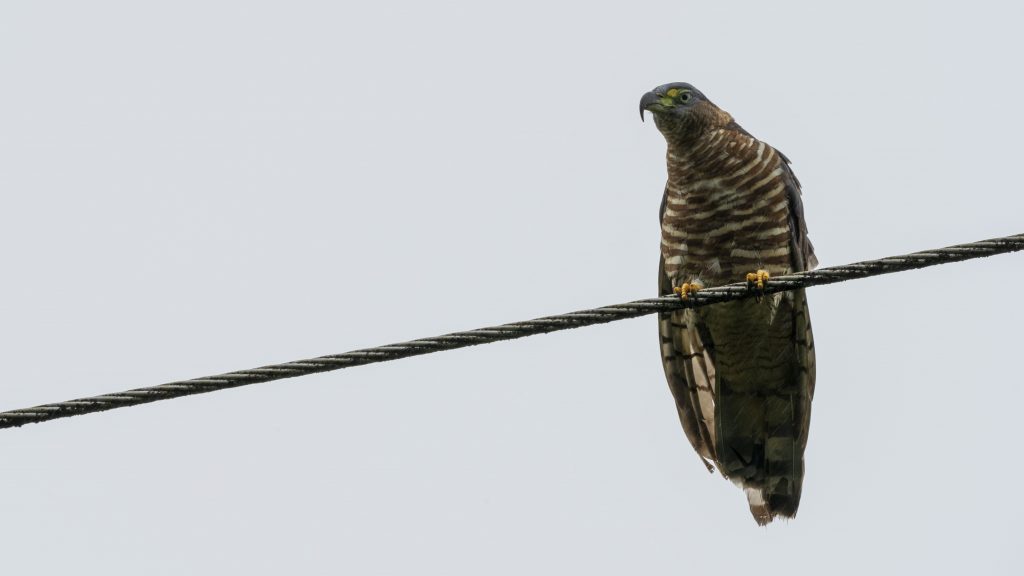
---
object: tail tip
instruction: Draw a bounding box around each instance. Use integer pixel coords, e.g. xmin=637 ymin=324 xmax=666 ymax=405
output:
xmin=745 ymin=487 xmax=773 ymax=525
xmin=745 ymin=487 xmax=798 ymax=526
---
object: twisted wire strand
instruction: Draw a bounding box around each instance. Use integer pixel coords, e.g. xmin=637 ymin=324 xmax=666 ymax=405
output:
xmin=2 ymin=232 xmax=1022 ymax=430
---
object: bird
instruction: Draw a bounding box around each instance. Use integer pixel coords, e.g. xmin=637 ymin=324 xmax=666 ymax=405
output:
xmin=640 ymin=83 xmax=817 ymax=525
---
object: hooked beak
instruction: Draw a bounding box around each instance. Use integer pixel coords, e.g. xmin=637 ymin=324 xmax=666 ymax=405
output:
xmin=639 ymin=91 xmax=664 ymax=122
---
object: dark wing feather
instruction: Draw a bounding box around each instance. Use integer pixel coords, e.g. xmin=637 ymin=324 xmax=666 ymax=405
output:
xmin=776 ymin=149 xmax=817 ymax=271
xmin=658 ymin=187 xmax=718 ymax=472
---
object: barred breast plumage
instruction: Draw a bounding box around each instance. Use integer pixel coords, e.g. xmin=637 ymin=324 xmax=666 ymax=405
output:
xmin=642 ymin=83 xmax=817 ymax=525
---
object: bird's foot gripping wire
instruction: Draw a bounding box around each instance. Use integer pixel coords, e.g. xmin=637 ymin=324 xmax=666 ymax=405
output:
xmin=745 ymin=269 xmax=770 ymax=302
xmin=674 ymin=280 xmax=704 ymax=301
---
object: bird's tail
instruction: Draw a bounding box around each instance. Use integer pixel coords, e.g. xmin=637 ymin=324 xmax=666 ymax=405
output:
xmin=714 ymin=289 xmax=815 ymax=525
xmin=717 ymin=382 xmax=811 ymax=525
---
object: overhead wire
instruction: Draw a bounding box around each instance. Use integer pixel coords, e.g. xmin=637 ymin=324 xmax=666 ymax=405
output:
xmin=1 ymin=232 xmax=1022 ymax=430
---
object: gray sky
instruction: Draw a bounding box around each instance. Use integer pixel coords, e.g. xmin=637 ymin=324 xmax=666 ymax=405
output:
xmin=2 ymin=1 xmax=1023 ymax=574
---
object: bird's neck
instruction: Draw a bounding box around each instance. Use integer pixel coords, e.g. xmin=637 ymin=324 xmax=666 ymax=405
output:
xmin=657 ymin=108 xmax=733 ymax=149
xmin=664 ymin=129 xmax=727 ymax=183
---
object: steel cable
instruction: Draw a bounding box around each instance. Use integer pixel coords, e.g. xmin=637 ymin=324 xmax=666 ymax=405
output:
xmin=1 ymin=232 xmax=1022 ymax=430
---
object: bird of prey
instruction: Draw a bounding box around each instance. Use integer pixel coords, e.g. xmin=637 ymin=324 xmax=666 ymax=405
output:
xmin=641 ymin=83 xmax=817 ymax=525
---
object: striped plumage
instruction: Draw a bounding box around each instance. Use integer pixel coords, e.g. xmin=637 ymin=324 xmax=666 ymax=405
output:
xmin=641 ymin=83 xmax=817 ymax=525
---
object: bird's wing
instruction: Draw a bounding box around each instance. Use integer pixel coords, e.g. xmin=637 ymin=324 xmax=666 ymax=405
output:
xmin=774 ymin=147 xmax=817 ymax=399
xmin=658 ymin=192 xmax=719 ymax=471
xmin=777 ymin=149 xmax=818 ymax=271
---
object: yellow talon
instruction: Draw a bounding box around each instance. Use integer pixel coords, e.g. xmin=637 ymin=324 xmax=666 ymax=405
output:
xmin=745 ymin=269 xmax=770 ymax=290
xmin=674 ymin=282 xmax=701 ymax=300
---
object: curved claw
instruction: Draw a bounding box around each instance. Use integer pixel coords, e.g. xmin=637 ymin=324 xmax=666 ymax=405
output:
xmin=745 ymin=269 xmax=770 ymax=302
xmin=745 ymin=270 xmax=770 ymax=290
xmin=674 ymin=282 xmax=702 ymax=300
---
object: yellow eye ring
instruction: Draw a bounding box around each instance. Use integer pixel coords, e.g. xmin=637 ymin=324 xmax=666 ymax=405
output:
xmin=679 ymin=92 xmax=691 ymax=102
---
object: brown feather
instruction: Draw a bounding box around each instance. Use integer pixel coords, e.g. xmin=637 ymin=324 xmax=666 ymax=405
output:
xmin=650 ymin=86 xmax=817 ymax=524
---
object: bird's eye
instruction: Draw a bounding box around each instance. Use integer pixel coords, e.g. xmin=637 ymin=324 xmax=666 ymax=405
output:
xmin=679 ymin=92 xmax=691 ymax=102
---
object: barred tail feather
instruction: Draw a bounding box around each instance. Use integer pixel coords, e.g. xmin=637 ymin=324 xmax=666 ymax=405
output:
xmin=719 ymin=386 xmax=807 ymax=524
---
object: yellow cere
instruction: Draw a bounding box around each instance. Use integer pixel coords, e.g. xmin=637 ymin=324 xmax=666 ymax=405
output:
xmin=666 ymin=88 xmax=679 ymax=98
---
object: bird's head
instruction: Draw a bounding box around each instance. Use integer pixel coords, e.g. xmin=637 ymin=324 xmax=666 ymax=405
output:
xmin=640 ymin=82 xmax=731 ymax=142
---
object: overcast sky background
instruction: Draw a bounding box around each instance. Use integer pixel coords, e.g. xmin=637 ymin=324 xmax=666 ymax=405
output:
xmin=2 ymin=1 xmax=1023 ymax=574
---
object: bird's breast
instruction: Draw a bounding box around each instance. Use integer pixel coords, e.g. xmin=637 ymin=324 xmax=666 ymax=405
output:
xmin=661 ymin=131 xmax=793 ymax=286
